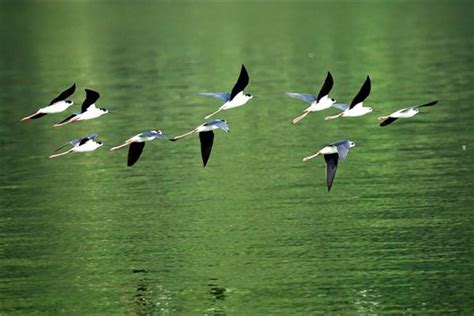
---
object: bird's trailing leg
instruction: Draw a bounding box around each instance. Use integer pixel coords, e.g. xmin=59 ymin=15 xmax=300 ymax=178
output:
xmin=170 ymin=130 xmax=197 ymax=141
xmin=292 ymin=111 xmax=310 ymax=124
xmin=49 ymin=149 xmax=74 ymax=159
xmin=53 ymin=116 xmax=79 ymax=127
xmin=303 ymin=152 xmax=320 ymax=162
xmin=325 ymin=113 xmax=343 ymax=121
xmin=110 ymin=141 xmax=132 ymax=151
xmin=20 ymin=112 xmax=46 ymax=121
xmin=204 ymin=108 xmax=223 ymax=120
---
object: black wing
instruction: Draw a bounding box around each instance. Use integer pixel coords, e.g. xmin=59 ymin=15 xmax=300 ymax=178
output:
xmin=128 ymin=142 xmax=146 ymax=167
xmin=56 ymin=113 xmax=77 ymax=124
xmin=229 ymin=64 xmax=249 ymax=101
xmin=199 ymin=131 xmax=214 ymax=167
xmin=324 ymin=153 xmax=339 ymax=192
xmin=79 ymin=137 xmax=90 ymax=146
xmin=349 ymin=76 xmax=371 ymax=109
xmin=316 ymin=72 xmax=334 ymax=102
xmin=30 ymin=113 xmax=47 ymax=120
xmin=49 ymin=83 xmax=76 ymax=105
xmin=380 ymin=117 xmax=398 ymax=127
xmin=414 ymin=100 xmax=438 ymax=108
xmin=81 ymin=89 xmax=101 ymax=113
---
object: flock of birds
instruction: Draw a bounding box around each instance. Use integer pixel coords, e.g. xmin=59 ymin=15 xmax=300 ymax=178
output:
xmin=20 ymin=64 xmax=438 ymax=191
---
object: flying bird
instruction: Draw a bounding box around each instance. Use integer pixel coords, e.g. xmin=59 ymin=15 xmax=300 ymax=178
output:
xmin=325 ymin=76 xmax=373 ymax=120
xmin=170 ymin=119 xmax=229 ymax=167
xmin=53 ymin=89 xmax=108 ymax=127
xmin=49 ymin=132 xmax=103 ymax=159
xmin=286 ymin=72 xmax=336 ymax=124
xmin=200 ymin=65 xmax=252 ymax=119
xmin=20 ymin=83 xmax=76 ymax=121
xmin=378 ymin=100 xmax=438 ymax=126
xmin=303 ymin=139 xmax=356 ymax=192
xmin=110 ymin=130 xmax=168 ymax=166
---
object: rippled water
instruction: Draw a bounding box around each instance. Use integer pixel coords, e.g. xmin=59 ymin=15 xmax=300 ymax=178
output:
xmin=1 ymin=1 xmax=473 ymax=314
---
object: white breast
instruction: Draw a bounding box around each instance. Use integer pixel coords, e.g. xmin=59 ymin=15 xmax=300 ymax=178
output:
xmin=391 ymin=108 xmax=417 ymax=118
xmin=320 ymin=145 xmax=338 ymax=155
xmin=307 ymin=95 xmax=334 ymax=112
xmin=222 ymin=92 xmax=250 ymax=109
xmin=78 ymin=107 xmax=106 ymax=120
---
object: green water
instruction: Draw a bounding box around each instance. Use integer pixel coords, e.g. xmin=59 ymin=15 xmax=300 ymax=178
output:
xmin=1 ymin=1 xmax=473 ymax=314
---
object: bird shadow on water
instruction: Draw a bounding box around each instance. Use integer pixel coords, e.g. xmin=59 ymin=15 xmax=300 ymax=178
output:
xmin=206 ymin=277 xmax=227 ymax=315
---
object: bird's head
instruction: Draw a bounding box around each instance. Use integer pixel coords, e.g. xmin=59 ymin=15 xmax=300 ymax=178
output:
xmin=97 ymin=141 xmax=104 ymax=147
xmin=244 ymin=93 xmax=253 ymax=100
xmin=367 ymin=107 xmax=373 ymax=112
xmin=349 ymin=141 xmax=356 ymax=148
xmin=100 ymin=108 xmax=109 ymax=114
xmin=65 ymin=100 xmax=74 ymax=105
xmin=414 ymin=108 xmax=420 ymax=113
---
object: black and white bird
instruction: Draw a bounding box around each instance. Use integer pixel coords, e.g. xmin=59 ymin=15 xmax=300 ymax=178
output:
xmin=286 ymin=72 xmax=336 ymax=124
xmin=200 ymin=65 xmax=252 ymax=119
xmin=325 ymin=76 xmax=373 ymax=120
xmin=110 ymin=130 xmax=168 ymax=166
xmin=378 ymin=100 xmax=438 ymax=126
xmin=49 ymin=132 xmax=103 ymax=159
xmin=53 ymin=89 xmax=108 ymax=127
xmin=170 ymin=119 xmax=230 ymax=167
xmin=303 ymin=139 xmax=356 ymax=192
xmin=21 ymin=83 xmax=76 ymax=121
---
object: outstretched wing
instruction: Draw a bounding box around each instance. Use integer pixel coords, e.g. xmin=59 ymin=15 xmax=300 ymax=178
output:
xmin=54 ymin=138 xmax=80 ymax=152
xmin=324 ymin=153 xmax=339 ymax=192
xmin=229 ymin=64 xmax=249 ymax=101
xmin=81 ymin=89 xmax=101 ymax=112
xmin=285 ymin=93 xmax=316 ymax=104
xmin=331 ymin=103 xmax=349 ymax=112
xmin=316 ymin=71 xmax=334 ymax=102
xmin=214 ymin=120 xmax=230 ymax=132
xmin=380 ymin=117 xmax=398 ymax=127
xmin=198 ymin=92 xmax=231 ymax=102
xmin=350 ymin=76 xmax=371 ymax=109
xmin=127 ymin=142 xmax=146 ymax=167
xmin=414 ymin=100 xmax=438 ymax=108
xmin=199 ymin=131 xmax=214 ymax=167
xmin=333 ymin=140 xmax=351 ymax=160
xmin=49 ymin=83 xmax=76 ymax=105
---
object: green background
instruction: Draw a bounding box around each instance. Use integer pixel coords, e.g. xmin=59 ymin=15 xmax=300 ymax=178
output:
xmin=1 ymin=0 xmax=473 ymax=314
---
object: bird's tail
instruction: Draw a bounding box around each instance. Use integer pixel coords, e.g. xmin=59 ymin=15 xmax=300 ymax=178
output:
xmin=204 ymin=108 xmax=222 ymax=120
xmin=49 ymin=149 xmax=74 ymax=159
xmin=325 ymin=113 xmax=343 ymax=121
xmin=378 ymin=116 xmax=388 ymax=121
xmin=170 ymin=130 xmax=196 ymax=141
xmin=303 ymin=152 xmax=320 ymax=162
xmin=292 ymin=111 xmax=310 ymax=124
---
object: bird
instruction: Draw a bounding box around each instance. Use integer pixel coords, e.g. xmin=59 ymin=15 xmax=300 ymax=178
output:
xmin=325 ymin=76 xmax=373 ymax=120
xmin=286 ymin=71 xmax=336 ymax=124
xmin=303 ymin=139 xmax=356 ymax=191
xmin=48 ymin=132 xmax=103 ymax=159
xmin=170 ymin=119 xmax=230 ymax=167
xmin=378 ymin=100 xmax=438 ymax=126
xmin=110 ymin=130 xmax=168 ymax=166
xmin=200 ymin=64 xmax=252 ymax=119
xmin=20 ymin=83 xmax=76 ymax=121
xmin=53 ymin=89 xmax=108 ymax=127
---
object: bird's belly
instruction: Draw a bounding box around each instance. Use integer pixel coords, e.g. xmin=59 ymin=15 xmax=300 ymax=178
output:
xmin=41 ymin=102 xmax=69 ymax=113
xmin=78 ymin=111 xmax=103 ymax=120
xmin=393 ymin=112 xmax=416 ymax=118
xmin=74 ymin=143 xmax=100 ymax=152
xmin=343 ymin=109 xmax=368 ymax=117
xmin=307 ymin=100 xmax=331 ymax=112
xmin=222 ymin=98 xmax=247 ymax=109
xmin=320 ymin=146 xmax=338 ymax=154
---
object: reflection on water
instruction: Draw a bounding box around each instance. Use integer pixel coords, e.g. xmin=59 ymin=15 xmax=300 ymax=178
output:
xmin=0 ymin=0 xmax=473 ymax=314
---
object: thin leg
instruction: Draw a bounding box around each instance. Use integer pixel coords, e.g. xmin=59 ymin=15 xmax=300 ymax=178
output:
xmin=303 ymin=152 xmax=320 ymax=162
xmin=325 ymin=113 xmax=343 ymax=121
xmin=49 ymin=149 xmax=74 ymax=159
xmin=292 ymin=111 xmax=310 ymax=124
xmin=110 ymin=141 xmax=131 ymax=151
xmin=171 ymin=130 xmax=196 ymax=141
xmin=204 ymin=108 xmax=223 ymax=120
